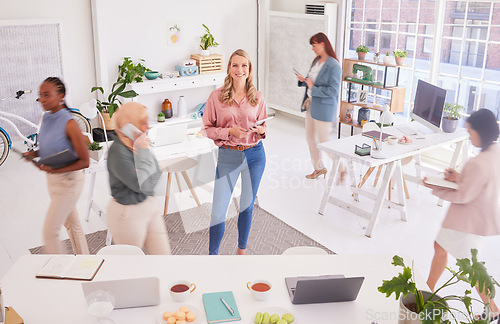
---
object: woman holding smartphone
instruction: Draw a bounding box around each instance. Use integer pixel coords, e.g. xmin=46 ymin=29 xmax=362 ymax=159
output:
xmin=23 ymin=77 xmax=90 ymax=254
xmin=296 ymin=32 xmax=343 ymax=180
xmin=202 ymin=49 xmax=267 ymax=255
xmin=106 ymin=102 xmax=171 ymax=254
xmin=424 ymin=109 xmax=500 ymax=321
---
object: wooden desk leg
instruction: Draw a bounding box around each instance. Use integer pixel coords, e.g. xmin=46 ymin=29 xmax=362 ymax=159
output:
xmin=347 ymin=160 xmax=359 ymax=202
xmin=358 ymin=166 xmax=375 ymax=189
xmin=365 ymin=161 xmax=396 ymax=237
xmin=394 ymin=160 xmax=408 ymax=222
xmin=181 ymin=170 xmax=201 ymax=206
xmin=174 ymin=172 xmax=182 ymax=192
xmin=318 ymin=157 xmax=340 ymax=215
xmin=373 ymin=165 xmax=383 ymax=187
xmin=86 ymin=171 xmax=97 ymax=222
xmin=164 ymin=172 xmax=173 ymax=216
xmin=403 ymin=175 xmax=410 ymax=199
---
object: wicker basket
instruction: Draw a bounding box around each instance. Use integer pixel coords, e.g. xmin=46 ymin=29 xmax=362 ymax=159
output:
xmin=190 ymin=54 xmax=223 ymax=74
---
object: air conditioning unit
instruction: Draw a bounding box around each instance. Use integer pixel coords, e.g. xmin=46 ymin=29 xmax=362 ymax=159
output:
xmin=305 ymin=2 xmax=336 ymax=16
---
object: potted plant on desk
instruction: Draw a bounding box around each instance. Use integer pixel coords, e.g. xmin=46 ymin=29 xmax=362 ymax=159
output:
xmin=199 ymin=24 xmax=219 ymax=56
xmin=394 ymin=49 xmax=408 ymax=66
xmin=356 ymin=45 xmax=369 ymax=60
xmin=88 ymin=141 xmax=104 ymax=162
xmin=378 ymin=249 xmax=498 ymax=324
xmin=91 ymin=57 xmax=150 ymax=129
xmin=442 ymin=102 xmax=464 ymax=133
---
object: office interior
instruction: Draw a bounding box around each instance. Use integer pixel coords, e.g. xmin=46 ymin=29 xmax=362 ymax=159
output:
xmin=1 ymin=0 xmax=499 ymax=310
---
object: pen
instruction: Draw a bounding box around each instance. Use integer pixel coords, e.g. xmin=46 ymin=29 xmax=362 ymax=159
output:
xmin=220 ymin=297 xmax=234 ymax=316
xmin=371 ymin=137 xmax=379 ymax=150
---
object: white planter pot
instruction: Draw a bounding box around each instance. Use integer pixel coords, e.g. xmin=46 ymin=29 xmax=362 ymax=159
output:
xmin=398 ymin=291 xmax=446 ymax=324
xmin=383 ymin=56 xmax=393 ymax=65
xmin=200 ymin=49 xmax=210 ymax=56
xmin=89 ymin=149 xmax=104 ymax=162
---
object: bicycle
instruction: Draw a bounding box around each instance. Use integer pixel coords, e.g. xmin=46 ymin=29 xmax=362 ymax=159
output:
xmin=0 ymin=90 xmax=92 ymax=167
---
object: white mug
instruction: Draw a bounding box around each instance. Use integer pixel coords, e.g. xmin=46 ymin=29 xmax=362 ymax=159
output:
xmin=169 ymin=280 xmax=196 ymax=302
xmin=388 ymin=136 xmax=398 ymax=145
xmin=246 ymin=280 xmax=272 ymax=301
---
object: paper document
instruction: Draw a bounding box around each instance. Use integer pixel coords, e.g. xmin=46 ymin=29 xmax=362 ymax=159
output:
xmin=424 ymin=175 xmax=459 ymax=190
xmin=36 ymin=255 xmax=104 ymax=281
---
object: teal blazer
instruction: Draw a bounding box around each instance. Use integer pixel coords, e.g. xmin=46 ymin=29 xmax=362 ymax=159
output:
xmin=298 ymin=56 xmax=341 ymax=122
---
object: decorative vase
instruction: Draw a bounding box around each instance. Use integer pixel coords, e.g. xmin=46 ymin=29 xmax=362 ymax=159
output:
xmin=162 ymin=99 xmax=173 ymax=119
xmin=200 ymin=49 xmax=210 ymax=56
xmin=441 ymin=117 xmax=459 ymax=133
xmin=398 ymin=291 xmax=446 ymax=324
xmin=395 ymin=57 xmax=405 ymax=66
xmin=357 ymin=52 xmax=367 ymax=60
xmin=101 ymin=112 xmax=114 ymax=130
xmin=345 ymin=107 xmax=354 ymax=123
xmin=177 ymin=96 xmax=187 ymax=118
xmin=89 ymin=149 xmax=104 ymax=162
xmin=357 ymin=107 xmax=371 ymax=125
xmin=383 ymin=56 xmax=392 ymax=65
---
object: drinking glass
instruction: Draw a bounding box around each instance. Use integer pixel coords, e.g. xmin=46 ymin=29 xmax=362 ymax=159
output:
xmin=86 ymin=290 xmax=115 ymax=323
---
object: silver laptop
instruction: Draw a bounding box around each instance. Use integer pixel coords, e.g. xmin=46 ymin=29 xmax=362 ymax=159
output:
xmin=150 ymin=123 xmax=187 ymax=147
xmin=284 ymin=275 xmax=364 ymax=305
xmin=81 ymin=277 xmax=160 ymax=309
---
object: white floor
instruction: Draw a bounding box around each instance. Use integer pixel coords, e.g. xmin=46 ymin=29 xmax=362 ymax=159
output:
xmin=1 ymin=112 xmax=499 ymax=306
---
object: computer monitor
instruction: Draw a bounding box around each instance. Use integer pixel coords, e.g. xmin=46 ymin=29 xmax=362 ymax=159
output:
xmin=412 ymin=79 xmax=447 ymax=133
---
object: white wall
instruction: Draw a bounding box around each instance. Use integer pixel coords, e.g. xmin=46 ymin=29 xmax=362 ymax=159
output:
xmin=0 ymin=0 xmax=96 ymax=108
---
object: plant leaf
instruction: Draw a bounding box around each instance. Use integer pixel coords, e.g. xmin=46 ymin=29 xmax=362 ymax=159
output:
xmin=91 ymin=86 xmax=104 ymax=94
xmin=378 ymin=266 xmax=415 ymax=300
xmin=456 ymin=249 xmax=497 ymax=299
xmin=119 ymin=90 xmax=138 ymax=98
xmin=392 ymin=255 xmax=405 ymax=267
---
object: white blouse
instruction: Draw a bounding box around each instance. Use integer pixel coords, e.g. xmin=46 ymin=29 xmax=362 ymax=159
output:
xmin=306 ymin=61 xmax=324 ymax=98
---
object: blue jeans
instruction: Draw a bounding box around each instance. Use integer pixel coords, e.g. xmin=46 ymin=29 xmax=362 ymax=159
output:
xmin=209 ymin=141 xmax=266 ymax=255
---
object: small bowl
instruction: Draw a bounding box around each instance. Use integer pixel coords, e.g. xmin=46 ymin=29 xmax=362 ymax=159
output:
xmin=145 ymin=71 xmax=159 ymax=80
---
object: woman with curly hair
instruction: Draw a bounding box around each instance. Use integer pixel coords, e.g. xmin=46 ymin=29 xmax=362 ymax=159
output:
xmin=202 ymin=49 xmax=267 ymax=255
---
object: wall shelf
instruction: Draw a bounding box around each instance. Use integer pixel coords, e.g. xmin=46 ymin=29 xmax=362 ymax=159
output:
xmin=128 ymin=73 xmax=225 ymax=96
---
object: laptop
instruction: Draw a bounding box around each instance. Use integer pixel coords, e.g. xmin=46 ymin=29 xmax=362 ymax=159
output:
xmin=150 ymin=123 xmax=187 ymax=147
xmin=81 ymin=277 xmax=160 ymax=309
xmin=284 ymin=275 xmax=364 ymax=305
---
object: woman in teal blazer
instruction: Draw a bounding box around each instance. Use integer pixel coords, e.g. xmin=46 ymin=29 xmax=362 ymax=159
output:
xmin=296 ymin=32 xmax=342 ymax=179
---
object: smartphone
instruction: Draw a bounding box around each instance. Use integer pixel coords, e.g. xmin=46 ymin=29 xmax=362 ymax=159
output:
xmin=292 ymin=67 xmax=302 ymax=76
xmin=121 ymin=123 xmax=143 ymax=140
xmin=251 ymin=116 xmax=274 ymax=127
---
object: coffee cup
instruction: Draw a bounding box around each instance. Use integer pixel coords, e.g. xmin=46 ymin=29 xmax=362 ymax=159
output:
xmin=388 ymin=136 xmax=398 ymax=145
xmin=246 ymin=280 xmax=271 ymax=301
xmin=169 ymin=280 xmax=196 ymax=302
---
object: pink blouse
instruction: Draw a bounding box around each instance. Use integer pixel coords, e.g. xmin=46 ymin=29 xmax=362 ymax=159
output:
xmin=432 ymin=143 xmax=500 ymax=236
xmin=202 ymin=87 xmax=267 ymax=147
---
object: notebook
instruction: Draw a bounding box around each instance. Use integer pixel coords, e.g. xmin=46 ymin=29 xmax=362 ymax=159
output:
xmin=202 ymin=291 xmax=241 ymax=323
xmin=423 ymin=175 xmax=459 ymax=190
xmin=284 ymin=275 xmax=364 ymax=305
xmin=150 ymin=123 xmax=187 ymax=147
xmin=81 ymin=277 xmax=160 ymax=309
xmin=362 ymin=130 xmax=393 ymax=141
xmin=36 ymin=255 xmax=104 ymax=281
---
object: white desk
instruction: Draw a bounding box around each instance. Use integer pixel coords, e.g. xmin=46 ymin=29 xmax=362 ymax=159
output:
xmin=318 ymin=125 xmax=469 ymax=237
xmin=2 ymin=254 xmax=412 ymax=324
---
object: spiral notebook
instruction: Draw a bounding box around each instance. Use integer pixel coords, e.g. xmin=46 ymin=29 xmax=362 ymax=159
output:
xmin=202 ymin=291 xmax=241 ymax=323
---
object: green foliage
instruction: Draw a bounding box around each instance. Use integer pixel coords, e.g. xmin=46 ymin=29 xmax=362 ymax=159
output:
xmin=378 ymin=250 xmax=499 ymax=324
xmin=88 ymin=141 xmax=103 ymax=151
xmin=393 ymin=49 xmax=408 ymax=57
xmin=157 ymin=112 xmax=164 ymax=117
xmin=199 ymin=24 xmax=219 ymax=50
xmin=385 ymin=51 xmax=391 ymax=56
xmin=444 ymin=102 xmax=465 ymax=120
xmin=356 ymin=45 xmax=369 ymax=53
xmin=91 ymin=57 xmax=150 ymax=118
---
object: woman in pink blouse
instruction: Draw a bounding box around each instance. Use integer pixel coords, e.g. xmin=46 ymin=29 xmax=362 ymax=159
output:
xmin=202 ymin=49 xmax=267 ymax=255
xmin=424 ymin=109 xmax=500 ymax=321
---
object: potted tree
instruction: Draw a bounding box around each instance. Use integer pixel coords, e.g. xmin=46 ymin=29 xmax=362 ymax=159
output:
xmin=88 ymin=141 xmax=104 ymax=162
xmin=91 ymin=57 xmax=150 ymax=129
xmin=442 ymin=102 xmax=464 ymax=133
xmin=379 ymin=249 xmax=498 ymax=324
xmin=199 ymin=24 xmax=219 ymax=56
xmin=356 ymin=45 xmax=369 ymax=60
xmin=394 ymin=49 xmax=408 ymax=66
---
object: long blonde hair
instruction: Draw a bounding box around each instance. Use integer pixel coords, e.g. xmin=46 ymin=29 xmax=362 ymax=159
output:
xmin=220 ymin=49 xmax=258 ymax=106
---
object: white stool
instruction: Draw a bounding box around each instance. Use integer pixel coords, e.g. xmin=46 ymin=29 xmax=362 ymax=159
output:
xmin=159 ymin=156 xmax=201 ymax=216
xmin=97 ymin=244 xmax=145 ymax=255
xmin=282 ymin=246 xmax=328 ymax=255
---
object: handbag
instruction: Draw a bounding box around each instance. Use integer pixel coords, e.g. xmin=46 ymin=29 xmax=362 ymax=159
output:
xmin=301 ymin=96 xmax=311 ymax=111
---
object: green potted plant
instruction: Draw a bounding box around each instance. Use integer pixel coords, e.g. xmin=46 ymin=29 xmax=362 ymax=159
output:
xmin=88 ymin=141 xmax=104 ymax=162
xmin=442 ymin=102 xmax=464 ymax=133
xmin=91 ymin=57 xmax=150 ymax=129
xmin=356 ymin=45 xmax=369 ymax=60
xmin=378 ymin=249 xmax=498 ymax=324
xmin=383 ymin=51 xmax=393 ymax=65
xmin=393 ymin=49 xmax=408 ymax=66
xmin=157 ymin=112 xmax=165 ymax=123
xmin=199 ymin=24 xmax=219 ymax=56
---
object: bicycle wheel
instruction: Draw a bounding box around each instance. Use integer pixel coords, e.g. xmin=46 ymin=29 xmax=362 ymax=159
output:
xmin=0 ymin=130 xmax=10 ymax=167
xmin=71 ymin=111 xmax=92 ymax=134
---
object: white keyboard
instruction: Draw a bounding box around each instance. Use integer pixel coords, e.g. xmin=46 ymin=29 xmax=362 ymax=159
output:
xmin=398 ymin=126 xmax=417 ymax=135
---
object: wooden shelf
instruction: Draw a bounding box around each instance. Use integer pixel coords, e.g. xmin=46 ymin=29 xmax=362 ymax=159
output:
xmin=344 ymin=57 xmax=407 ymax=68
xmin=128 ymin=73 xmax=225 ymax=96
xmin=343 ymin=79 xmax=401 ymax=91
xmin=341 ymin=100 xmax=385 ymax=112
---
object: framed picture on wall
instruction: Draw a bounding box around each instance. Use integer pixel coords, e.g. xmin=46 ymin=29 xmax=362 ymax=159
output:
xmin=167 ymin=22 xmax=183 ymax=46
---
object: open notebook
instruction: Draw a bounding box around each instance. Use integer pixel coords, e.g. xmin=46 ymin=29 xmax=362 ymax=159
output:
xmin=424 ymin=175 xmax=459 ymax=190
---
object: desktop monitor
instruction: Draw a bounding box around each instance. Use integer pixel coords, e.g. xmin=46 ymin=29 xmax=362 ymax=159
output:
xmin=412 ymin=79 xmax=447 ymax=133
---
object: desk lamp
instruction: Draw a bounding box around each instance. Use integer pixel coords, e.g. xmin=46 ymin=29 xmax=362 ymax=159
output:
xmin=371 ymin=104 xmax=394 ymax=159
xmin=79 ymin=99 xmax=110 ymax=150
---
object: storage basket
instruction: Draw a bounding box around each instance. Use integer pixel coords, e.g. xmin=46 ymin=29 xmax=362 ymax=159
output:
xmin=190 ymin=54 xmax=223 ymax=74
